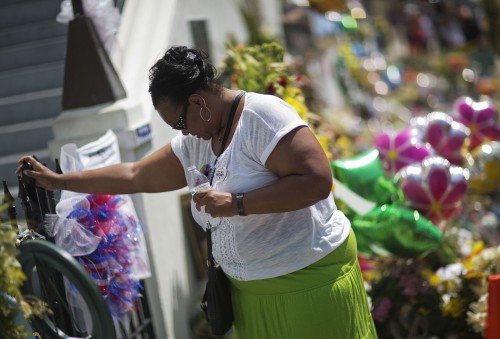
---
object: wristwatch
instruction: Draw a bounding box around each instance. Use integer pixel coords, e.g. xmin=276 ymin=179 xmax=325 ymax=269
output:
xmin=236 ymin=193 xmax=247 ymax=216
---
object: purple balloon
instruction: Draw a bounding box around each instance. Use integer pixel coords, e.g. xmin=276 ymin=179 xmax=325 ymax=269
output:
xmin=396 ymin=156 xmax=470 ymax=224
xmin=452 ymin=96 xmax=500 ymax=150
xmin=375 ymin=128 xmax=432 ymax=176
xmin=424 ymin=112 xmax=470 ymax=165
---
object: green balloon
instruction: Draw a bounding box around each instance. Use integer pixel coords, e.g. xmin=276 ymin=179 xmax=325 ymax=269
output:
xmin=352 ymin=204 xmax=443 ymax=258
xmin=331 ymin=149 xmax=397 ymax=206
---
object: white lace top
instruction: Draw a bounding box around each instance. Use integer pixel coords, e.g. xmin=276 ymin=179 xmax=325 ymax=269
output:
xmin=171 ymin=92 xmax=351 ymax=280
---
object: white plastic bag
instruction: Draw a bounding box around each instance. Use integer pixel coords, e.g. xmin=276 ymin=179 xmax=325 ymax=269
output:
xmin=56 ymin=0 xmax=121 ymax=53
xmin=48 ymin=130 xmax=151 ymax=335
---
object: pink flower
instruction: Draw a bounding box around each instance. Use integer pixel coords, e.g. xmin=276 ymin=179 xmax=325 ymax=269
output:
xmin=375 ymin=128 xmax=432 ymax=176
xmin=373 ymin=297 xmax=392 ymax=322
xmin=399 ymin=274 xmax=429 ymax=297
xmin=452 ymin=96 xmax=500 ymax=150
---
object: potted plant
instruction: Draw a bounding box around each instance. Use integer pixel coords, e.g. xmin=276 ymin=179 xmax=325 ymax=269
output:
xmin=0 ymin=206 xmax=47 ymax=339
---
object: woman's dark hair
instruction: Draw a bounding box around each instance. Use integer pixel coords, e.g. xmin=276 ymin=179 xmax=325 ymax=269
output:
xmin=148 ymin=46 xmax=219 ymax=108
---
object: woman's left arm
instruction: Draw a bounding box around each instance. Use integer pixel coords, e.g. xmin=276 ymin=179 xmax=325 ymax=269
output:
xmin=244 ymin=125 xmax=333 ymax=214
xmin=193 ymin=125 xmax=332 ymax=216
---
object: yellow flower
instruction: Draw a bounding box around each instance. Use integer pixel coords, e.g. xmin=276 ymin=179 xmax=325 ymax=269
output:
xmin=464 ymin=241 xmax=485 ymax=270
xmin=315 ymin=134 xmax=332 ymax=160
xmin=284 ymin=95 xmax=308 ymax=120
xmin=427 ymin=273 xmax=441 ymax=287
xmin=442 ymin=297 xmax=462 ymax=318
xmin=422 ymin=268 xmax=442 ymax=287
xmin=283 ymin=86 xmax=301 ymax=98
xmin=463 ymin=271 xmax=484 ymax=280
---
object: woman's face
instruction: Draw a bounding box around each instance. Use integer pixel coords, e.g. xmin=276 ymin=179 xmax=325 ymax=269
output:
xmin=156 ymin=97 xmax=213 ymax=140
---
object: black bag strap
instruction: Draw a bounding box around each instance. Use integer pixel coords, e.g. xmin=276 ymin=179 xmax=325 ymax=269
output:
xmin=218 ymin=92 xmax=244 ymax=153
xmin=207 ymin=228 xmax=215 ymax=265
xmin=208 ymin=91 xmax=245 ymax=185
xmin=206 ymin=91 xmax=244 ymax=266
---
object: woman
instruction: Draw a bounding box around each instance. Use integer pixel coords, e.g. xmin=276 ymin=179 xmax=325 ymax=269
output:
xmin=17 ymin=46 xmax=377 ymax=338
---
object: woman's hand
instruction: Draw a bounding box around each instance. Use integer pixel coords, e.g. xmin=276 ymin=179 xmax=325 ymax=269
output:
xmin=16 ymin=155 xmax=61 ymax=191
xmin=192 ymin=190 xmax=237 ymax=218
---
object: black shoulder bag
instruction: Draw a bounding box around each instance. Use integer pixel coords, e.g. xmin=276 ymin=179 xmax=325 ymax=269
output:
xmin=200 ymin=91 xmax=244 ymax=336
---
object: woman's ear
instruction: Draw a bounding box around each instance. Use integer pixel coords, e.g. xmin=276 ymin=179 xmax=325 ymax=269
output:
xmin=189 ymin=93 xmax=207 ymax=108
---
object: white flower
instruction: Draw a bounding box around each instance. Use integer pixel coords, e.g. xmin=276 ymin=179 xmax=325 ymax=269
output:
xmin=457 ymin=228 xmax=474 ymax=256
xmin=467 ymin=294 xmax=487 ymax=334
xmin=471 ymin=245 xmax=500 ymax=273
xmin=436 ymin=263 xmax=465 ymax=281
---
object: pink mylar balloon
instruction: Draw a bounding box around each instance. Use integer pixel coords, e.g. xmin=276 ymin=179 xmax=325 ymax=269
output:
xmin=396 ymin=156 xmax=470 ymax=225
xmin=409 ymin=116 xmax=428 ymax=139
xmin=452 ymin=96 xmax=500 ymax=150
xmin=375 ymin=128 xmax=432 ymax=176
xmin=423 ymin=112 xmax=470 ymax=165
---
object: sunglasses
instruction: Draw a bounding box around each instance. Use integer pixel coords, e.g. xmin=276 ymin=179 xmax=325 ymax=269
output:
xmin=172 ymin=102 xmax=188 ymax=130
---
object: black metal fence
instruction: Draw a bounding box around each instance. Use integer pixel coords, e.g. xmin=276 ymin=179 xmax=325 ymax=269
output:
xmin=2 ymin=157 xmax=155 ymax=338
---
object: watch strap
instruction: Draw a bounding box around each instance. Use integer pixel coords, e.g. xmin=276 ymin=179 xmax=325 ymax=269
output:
xmin=236 ymin=193 xmax=246 ymax=216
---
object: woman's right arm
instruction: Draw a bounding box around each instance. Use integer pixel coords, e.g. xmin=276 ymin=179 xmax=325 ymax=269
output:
xmin=16 ymin=144 xmax=187 ymax=194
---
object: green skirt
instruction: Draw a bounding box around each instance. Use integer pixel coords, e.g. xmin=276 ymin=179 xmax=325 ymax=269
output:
xmin=228 ymin=230 xmax=377 ymax=339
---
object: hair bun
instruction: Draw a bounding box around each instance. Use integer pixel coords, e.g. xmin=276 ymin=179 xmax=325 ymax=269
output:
xmin=185 ymin=49 xmax=207 ymax=75
xmin=149 ymin=46 xmax=218 ymax=107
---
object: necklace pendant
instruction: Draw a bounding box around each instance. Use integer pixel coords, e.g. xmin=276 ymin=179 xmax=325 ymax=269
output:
xmin=214 ymin=166 xmax=227 ymax=183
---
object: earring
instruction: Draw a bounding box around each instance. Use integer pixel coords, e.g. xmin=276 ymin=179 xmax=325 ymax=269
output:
xmin=200 ymin=106 xmax=212 ymax=122
xmin=195 ymin=94 xmax=211 ymax=122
